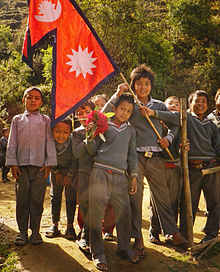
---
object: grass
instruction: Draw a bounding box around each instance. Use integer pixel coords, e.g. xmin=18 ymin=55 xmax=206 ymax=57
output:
xmin=0 ymin=244 xmax=19 ymax=272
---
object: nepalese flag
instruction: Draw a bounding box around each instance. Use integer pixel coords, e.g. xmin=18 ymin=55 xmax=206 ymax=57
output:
xmin=22 ymin=0 xmax=120 ymax=126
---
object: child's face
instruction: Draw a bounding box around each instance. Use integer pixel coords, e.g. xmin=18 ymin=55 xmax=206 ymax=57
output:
xmin=77 ymin=105 xmax=92 ymax=126
xmin=190 ymin=95 xmax=208 ymax=119
xmin=53 ymin=122 xmax=71 ymax=144
xmin=134 ymin=77 xmax=151 ymax=102
xmin=22 ymin=90 xmax=43 ymax=113
xmin=113 ymin=101 xmax=134 ymax=125
xmin=216 ymin=95 xmax=220 ymax=110
xmin=165 ymin=98 xmax=180 ymax=112
xmin=95 ymin=97 xmax=106 ymax=110
xmin=3 ymin=130 xmax=9 ymax=138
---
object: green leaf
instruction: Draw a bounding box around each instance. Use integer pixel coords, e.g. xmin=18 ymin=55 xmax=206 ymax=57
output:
xmin=104 ymin=112 xmax=115 ymax=119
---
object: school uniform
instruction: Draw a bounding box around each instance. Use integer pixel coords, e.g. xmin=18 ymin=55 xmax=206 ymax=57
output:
xmin=154 ymin=110 xmax=220 ymax=240
xmin=104 ymin=95 xmax=179 ymax=238
xmin=149 ymin=132 xmax=182 ymax=236
xmin=87 ymin=121 xmax=138 ymax=256
xmin=50 ymin=137 xmax=78 ymax=225
xmin=6 ymin=110 xmax=57 ymax=236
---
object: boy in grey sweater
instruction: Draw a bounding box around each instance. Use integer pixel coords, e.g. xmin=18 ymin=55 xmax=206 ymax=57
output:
xmin=145 ymin=90 xmax=220 ymax=242
xmin=45 ymin=117 xmax=78 ymax=240
xmin=87 ymin=94 xmax=139 ymax=271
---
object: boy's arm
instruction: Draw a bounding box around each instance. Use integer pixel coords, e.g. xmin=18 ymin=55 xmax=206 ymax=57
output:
xmin=5 ymin=117 xmax=18 ymax=167
xmin=212 ymin=124 xmax=220 ymax=159
xmin=127 ymin=128 xmax=138 ymax=179
xmin=101 ymin=83 xmax=126 ymax=113
xmin=72 ymin=131 xmax=88 ymax=158
xmin=44 ymin=117 xmax=57 ymax=167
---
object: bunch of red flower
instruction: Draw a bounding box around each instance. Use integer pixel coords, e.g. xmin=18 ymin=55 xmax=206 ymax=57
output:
xmin=86 ymin=110 xmax=109 ymax=140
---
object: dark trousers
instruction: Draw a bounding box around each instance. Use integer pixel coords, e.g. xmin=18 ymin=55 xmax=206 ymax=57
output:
xmin=149 ymin=166 xmax=182 ymax=235
xmin=138 ymin=154 xmax=179 ymax=236
xmin=89 ymin=167 xmax=132 ymax=255
xmin=180 ymin=164 xmax=219 ymax=240
xmin=50 ymin=172 xmax=77 ymax=224
xmin=1 ymin=165 xmax=10 ymax=180
xmin=77 ymin=171 xmax=90 ymax=241
xmin=16 ymin=166 xmax=46 ymax=235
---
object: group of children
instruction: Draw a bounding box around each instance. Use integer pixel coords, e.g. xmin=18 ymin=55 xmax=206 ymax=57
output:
xmin=4 ymin=65 xmax=220 ymax=271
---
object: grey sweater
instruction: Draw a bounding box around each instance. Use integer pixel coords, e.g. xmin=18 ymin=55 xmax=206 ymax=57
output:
xmin=87 ymin=121 xmax=138 ymax=177
xmin=154 ymin=111 xmax=220 ymax=161
xmin=72 ymin=126 xmax=94 ymax=174
xmin=52 ymin=137 xmax=78 ymax=178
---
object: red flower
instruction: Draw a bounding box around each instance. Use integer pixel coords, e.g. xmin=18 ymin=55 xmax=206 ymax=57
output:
xmin=86 ymin=110 xmax=109 ymax=140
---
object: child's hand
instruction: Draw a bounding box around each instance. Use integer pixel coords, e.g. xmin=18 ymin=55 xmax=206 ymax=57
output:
xmin=158 ymin=137 xmax=169 ymax=149
xmin=63 ymin=175 xmax=72 ymax=188
xmin=139 ymin=106 xmax=154 ymax=117
xmin=55 ymin=172 xmax=63 ymax=185
xmin=11 ymin=165 xmax=21 ymax=179
xmin=130 ymin=177 xmax=137 ymax=195
xmin=116 ymin=83 xmax=129 ymax=97
xmin=40 ymin=166 xmax=52 ymax=179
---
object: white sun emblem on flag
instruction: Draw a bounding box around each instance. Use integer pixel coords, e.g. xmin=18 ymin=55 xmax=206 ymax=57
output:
xmin=66 ymin=45 xmax=97 ymax=79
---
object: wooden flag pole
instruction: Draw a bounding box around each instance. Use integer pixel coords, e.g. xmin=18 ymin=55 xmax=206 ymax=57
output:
xmin=202 ymin=166 xmax=220 ymax=176
xmin=180 ymin=98 xmax=194 ymax=248
xmin=119 ymin=72 xmax=174 ymax=161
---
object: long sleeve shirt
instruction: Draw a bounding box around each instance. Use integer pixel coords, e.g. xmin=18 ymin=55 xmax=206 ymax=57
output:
xmin=6 ymin=110 xmax=57 ymax=167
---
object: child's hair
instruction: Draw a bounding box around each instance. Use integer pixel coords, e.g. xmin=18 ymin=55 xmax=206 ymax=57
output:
xmin=165 ymin=96 xmax=180 ymax=103
xmin=115 ymin=93 xmax=135 ymax=110
xmin=91 ymin=94 xmax=108 ymax=104
xmin=77 ymin=100 xmax=95 ymax=112
xmin=23 ymin=86 xmax=43 ymax=100
xmin=59 ymin=117 xmax=73 ymax=131
xmin=188 ymin=90 xmax=209 ymax=106
xmin=215 ymin=88 xmax=220 ymax=103
xmin=130 ymin=64 xmax=155 ymax=91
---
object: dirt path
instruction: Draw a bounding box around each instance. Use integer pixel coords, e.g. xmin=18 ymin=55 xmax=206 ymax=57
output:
xmin=0 ymin=175 xmax=219 ymax=272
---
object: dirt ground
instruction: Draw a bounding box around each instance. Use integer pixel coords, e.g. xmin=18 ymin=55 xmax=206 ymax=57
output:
xmin=0 ymin=174 xmax=219 ymax=272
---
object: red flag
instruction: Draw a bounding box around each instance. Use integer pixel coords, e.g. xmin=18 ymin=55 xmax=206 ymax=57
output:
xmin=22 ymin=0 xmax=120 ymax=126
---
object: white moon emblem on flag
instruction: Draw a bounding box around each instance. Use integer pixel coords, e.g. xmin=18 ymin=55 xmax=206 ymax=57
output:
xmin=66 ymin=45 xmax=97 ymax=79
xmin=34 ymin=0 xmax=61 ymax=22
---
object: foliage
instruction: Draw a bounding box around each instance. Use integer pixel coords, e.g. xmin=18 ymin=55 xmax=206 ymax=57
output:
xmin=0 ymin=0 xmax=220 ymax=124
xmin=0 ymin=244 xmax=19 ymax=272
xmin=0 ymin=24 xmax=13 ymax=59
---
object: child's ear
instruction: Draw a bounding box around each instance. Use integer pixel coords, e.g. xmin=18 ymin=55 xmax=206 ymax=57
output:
xmin=113 ymin=106 xmax=116 ymax=112
xmin=22 ymin=98 xmax=25 ymax=104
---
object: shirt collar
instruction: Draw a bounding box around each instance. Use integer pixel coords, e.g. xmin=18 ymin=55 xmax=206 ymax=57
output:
xmin=24 ymin=110 xmax=40 ymax=116
xmin=136 ymin=96 xmax=153 ymax=107
xmin=191 ymin=112 xmax=208 ymax=122
xmin=108 ymin=120 xmax=127 ymax=129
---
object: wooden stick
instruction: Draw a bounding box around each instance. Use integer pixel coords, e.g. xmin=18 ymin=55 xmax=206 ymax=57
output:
xmin=119 ymin=72 xmax=174 ymax=161
xmin=189 ymin=237 xmax=220 ymax=253
xmin=202 ymin=166 xmax=220 ymax=175
xmin=180 ymin=98 xmax=194 ymax=248
xmin=197 ymin=237 xmax=220 ymax=259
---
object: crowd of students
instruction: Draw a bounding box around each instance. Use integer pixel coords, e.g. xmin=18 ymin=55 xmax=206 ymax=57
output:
xmin=3 ymin=64 xmax=220 ymax=271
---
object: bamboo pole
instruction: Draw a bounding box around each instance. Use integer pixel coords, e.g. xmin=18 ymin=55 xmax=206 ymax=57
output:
xmin=202 ymin=166 xmax=220 ymax=175
xmin=119 ymin=72 xmax=174 ymax=161
xmin=180 ymin=98 xmax=194 ymax=248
